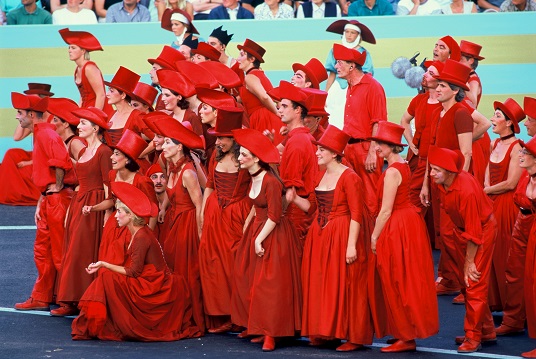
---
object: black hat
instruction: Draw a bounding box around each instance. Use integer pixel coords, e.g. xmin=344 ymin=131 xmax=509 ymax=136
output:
xmin=182 ymin=34 xmax=199 ymax=50
xmin=209 ymin=26 xmax=233 ymax=46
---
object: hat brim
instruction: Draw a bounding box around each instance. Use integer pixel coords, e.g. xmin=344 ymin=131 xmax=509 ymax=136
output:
xmin=24 ymin=90 xmax=54 ymax=96
xmin=207 ymin=128 xmax=233 ymax=137
xmin=325 ymin=20 xmax=376 ymax=44
xmin=292 ymin=63 xmax=319 ymax=89
xmin=434 ymin=74 xmax=469 ymax=91
xmin=237 ymin=45 xmax=265 ymax=63
xmin=494 ymin=101 xmax=521 ymax=134
xmin=311 ymin=140 xmax=344 ymax=156
xmin=519 ymin=140 xmax=536 ymax=157
xmin=103 ymin=81 xmax=135 ymax=98
xmin=368 ymin=136 xmax=407 ymax=147
xmin=461 ymin=52 xmax=485 ymax=61
xmin=131 ymin=94 xmax=155 ymax=111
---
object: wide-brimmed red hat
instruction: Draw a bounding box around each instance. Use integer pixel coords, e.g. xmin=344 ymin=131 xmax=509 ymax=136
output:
xmin=524 ymin=96 xmax=536 ymax=119
xmin=148 ymin=46 xmax=186 ymax=70
xmin=72 ymin=107 xmax=110 ymax=130
xmin=113 ymin=128 xmax=147 ymax=160
xmin=157 ymin=69 xmax=196 ymax=98
xmin=11 ymin=92 xmax=49 ymax=112
xmin=154 ymin=117 xmax=205 ymax=149
xmin=232 ymin=128 xmax=279 ymax=164
xmin=333 ymin=44 xmax=367 ymax=67
xmin=423 ymin=60 xmax=445 ymax=73
xmin=434 ymin=59 xmax=471 ymax=91
xmin=519 ymin=138 xmax=536 ymax=157
xmin=24 ymin=83 xmax=54 ymax=97
xmin=494 ymin=98 xmax=526 ymax=133
xmin=269 ymin=80 xmax=308 ymax=107
xmin=460 ymin=40 xmax=484 ymax=61
xmin=175 ymin=61 xmax=219 ymax=90
xmin=428 ymin=145 xmax=463 ymax=173
xmin=369 ymin=121 xmax=407 ymax=147
xmin=132 ymin=82 xmax=158 ymax=110
xmin=142 ymin=111 xmax=170 ymax=135
xmin=47 ymin=98 xmax=80 ymax=126
xmin=312 ymin=125 xmax=349 ymax=156
xmin=326 ymin=20 xmax=376 ymax=44
xmin=237 ymin=39 xmax=266 ymax=63
xmin=111 ymin=181 xmax=158 ymax=218
xmin=196 ymin=87 xmax=236 ymax=109
xmin=439 ymin=36 xmax=461 ymax=62
xmin=146 ymin=163 xmax=164 ymax=177
xmin=292 ymin=58 xmax=328 ymax=90
xmin=191 ymin=42 xmax=221 ymax=61
xmin=302 ymin=88 xmax=329 ymax=117
xmin=59 ymin=28 xmax=103 ymax=52
xmin=104 ymin=66 xmax=140 ymax=97
xmin=208 ymin=106 xmax=243 ymax=137
xmin=198 ymin=61 xmax=242 ymax=90
xmin=161 ymin=8 xmax=199 ymax=35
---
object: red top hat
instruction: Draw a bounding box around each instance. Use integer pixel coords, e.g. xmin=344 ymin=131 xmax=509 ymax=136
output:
xmin=302 ymin=88 xmax=329 ymax=117
xmin=208 ymin=106 xmax=244 ymax=137
xmin=11 ymin=92 xmax=49 ymax=112
xmin=423 ymin=60 xmax=445 ymax=73
xmin=111 ymin=181 xmax=158 ymax=218
xmin=191 ymin=42 xmax=221 ymax=62
xmin=113 ymin=128 xmax=147 ymax=160
xmin=104 ymin=66 xmax=140 ymax=97
xmin=142 ymin=111 xmax=170 ymax=135
xmin=524 ymin=96 xmax=536 ymax=120
xmin=59 ymin=28 xmax=103 ymax=52
xmin=72 ymin=107 xmax=110 ymax=130
xmin=146 ymin=163 xmax=164 ymax=177
xmin=232 ymin=128 xmax=279 ymax=164
xmin=460 ymin=40 xmax=485 ymax=61
xmin=434 ymin=59 xmax=471 ymax=91
xmin=494 ymin=98 xmax=526 ymax=133
xmin=47 ymin=98 xmax=80 ymax=126
xmin=132 ymin=82 xmax=158 ymax=110
xmin=148 ymin=46 xmax=186 ymax=70
xmin=439 ymin=36 xmax=461 ymax=62
xmin=520 ymin=137 xmax=536 ymax=157
xmin=154 ymin=117 xmax=205 ymax=150
xmin=270 ymin=80 xmax=308 ymax=107
xmin=312 ymin=125 xmax=349 ymax=156
xmin=198 ymin=61 xmax=242 ymax=90
xmin=175 ymin=61 xmax=219 ymax=90
xmin=369 ymin=121 xmax=407 ymax=147
xmin=24 ymin=83 xmax=54 ymax=97
xmin=326 ymin=20 xmax=376 ymax=44
xmin=292 ymin=58 xmax=328 ymax=90
xmin=156 ymin=69 xmax=196 ymax=98
xmin=161 ymin=8 xmax=199 ymax=35
xmin=237 ymin=39 xmax=266 ymax=63
xmin=196 ymin=87 xmax=236 ymax=110
xmin=333 ymin=44 xmax=366 ymax=67
xmin=428 ymin=146 xmax=463 ymax=173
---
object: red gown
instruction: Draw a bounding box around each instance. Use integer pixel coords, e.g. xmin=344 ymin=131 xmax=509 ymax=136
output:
xmin=0 ymin=148 xmax=40 ymax=205
xmin=76 ymin=61 xmax=114 ymax=117
xmin=375 ymin=162 xmax=439 ymax=340
xmin=487 ymin=140 xmax=520 ymax=312
xmin=526 ymin=197 xmax=536 ymax=339
xmin=162 ymin=162 xmax=205 ymax=332
xmin=58 ymin=145 xmax=113 ymax=303
xmin=71 ymin=226 xmax=202 ymax=341
xmin=231 ymin=172 xmax=302 ymax=337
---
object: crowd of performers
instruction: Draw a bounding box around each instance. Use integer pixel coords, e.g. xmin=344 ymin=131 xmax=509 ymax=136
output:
xmin=3 ymin=17 xmax=536 ymax=357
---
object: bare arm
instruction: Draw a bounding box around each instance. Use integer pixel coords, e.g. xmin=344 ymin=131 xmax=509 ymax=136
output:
xmin=484 ymin=143 xmax=523 ymax=195
xmin=420 ymin=158 xmax=431 ymax=207
xmin=86 ymin=260 xmax=127 ymax=275
xmin=85 ymin=64 xmax=107 ymax=111
xmin=458 ymin=132 xmax=473 ymax=172
xmin=191 ymin=0 xmax=221 ymax=12
xmin=465 ymin=80 xmax=481 ymax=109
xmin=183 ymin=169 xmax=204 ymax=239
xmin=94 ymin=0 xmax=107 ymax=17
xmin=245 ymin=74 xmax=278 ymax=116
xmin=325 ymin=71 xmax=336 ymax=92
xmin=400 ymin=111 xmax=418 ymax=155
xmin=371 ymin=168 xmax=401 ymax=254
xmin=471 ymin=109 xmax=490 ymax=140
xmin=464 ymin=241 xmax=481 ymax=287
xmin=365 ymin=122 xmax=380 ymax=172
xmin=50 ymin=0 xmax=65 ymax=12
xmin=14 ymin=124 xmax=32 ymax=141
xmin=254 ymin=218 xmax=277 ymax=256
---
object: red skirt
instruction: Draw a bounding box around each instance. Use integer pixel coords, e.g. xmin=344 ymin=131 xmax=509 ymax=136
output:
xmin=526 ymin=224 xmax=536 ymax=338
xmin=99 ymin=211 xmax=130 ymax=265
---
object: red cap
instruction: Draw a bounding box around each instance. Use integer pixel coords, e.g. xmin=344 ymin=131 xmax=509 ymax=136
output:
xmin=11 ymin=92 xmax=49 ymax=112
xmin=154 ymin=117 xmax=205 ymax=150
xmin=111 ymin=181 xmax=158 ymax=218
xmin=146 ymin=163 xmax=164 ymax=177
xmin=302 ymin=88 xmax=329 ymax=117
xmin=524 ymin=96 xmax=536 ymax=120
xmin=148 ymin=46 xmax=186 ymax=70
xmin=191 ymin=42 xmax=221 ymax=61
xmin=333 ymin=44 xmax=366 ymax=66
xmin=72 ymin=107 xmax=110 ymax=130
xmin=196 ymin=87 xmax=236 ymax=110
xmin=428 ymin=146 xmax=464 ymax=173
xmin=460 ymin=40 xmax=485 ymax=61
xmin=434 ymin=59 xmax=471 ymax=91
xmin=47 ymin=98 xmax=80 ymax=126
xmin=198 ymin=61 xmax=242 ymax=90
xmin=439 ymin=36 xmax=461 ymax=62
xmin=326 ymin=19 xmax=376 ymax=44
xmin=269 ymin=80 xmax=308 ymax=107
xmin=113 ymin=129 xmax=147 ymax=160
xmin=237 ymin=39 xmax=266 ymax=63
xmin=232 ymin=128 xmax=280 ymax=164
xmin=24 ymin=83 xmax=54 ymax=97
xmin=207 ymin=106 xmax=244 ymax=137
xmin=494 ymin=98 xmax=526 ymax=133
xmin=292 ymin=58 xmax=328 ymax=89
xmin=59 ymin=28 xmax=103 ymax=52
xmin=520 ymin=137 xmax=536 ymax=157
xmin=161 ymin=8 xmax=199 ymax=35
xmin=132 ymin=82 xmax=158 ymax=110
xmin=369 ymin=121 xmax=407 ymax=147
xmin=156 ymin=69 xmax=196 ymax=98
xmin=423 ymin=60 xmax=445 ymax=73
xmin=175 ymin=61 xmax=219 ymax=89
xmin=104 ymin=66 xmax=140 ymax=97
xmin=312 ymin=125 xmax=349 ymax=156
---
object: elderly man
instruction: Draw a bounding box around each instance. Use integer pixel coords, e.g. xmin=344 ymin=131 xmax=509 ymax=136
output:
xmin=105 ymin=0 xmax=150 ymax=22
xmin=6 ymin=0 xmax=51 ymax=24
xmin=208 ymin=0 xmax=254 ymax=19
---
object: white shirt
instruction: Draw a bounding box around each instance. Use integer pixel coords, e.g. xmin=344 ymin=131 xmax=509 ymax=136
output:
xmin=396 ymin=0 xmax=443 ymax=14
xmin=226 ymin=4 xmax=239 ymax=20
xmin=52 ymin=7 xmax=98 ymax=24
xmin=296 ymin=2 xmax=342 ymax=18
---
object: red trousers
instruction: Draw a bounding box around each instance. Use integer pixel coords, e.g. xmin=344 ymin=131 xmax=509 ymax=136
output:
xmin=438 ymin=207 xmax=462 ymax=290
xmin=31 ymin=189 xmax=73 ymax=303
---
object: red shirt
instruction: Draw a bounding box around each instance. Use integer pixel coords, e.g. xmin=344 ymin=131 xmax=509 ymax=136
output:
xmin=431 ymin=102 xmax=473 ymax=150
xmin=343 ymin=73 xmax=387 ymax=139
xmin=437 ymin=171 xmax=494 ymax=245
xmin=407 ymin=93 xmax=442 ymax=158
xmin=32 ymin=123 xmax=76 ymax=192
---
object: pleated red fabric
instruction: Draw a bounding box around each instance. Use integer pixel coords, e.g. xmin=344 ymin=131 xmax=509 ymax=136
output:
xmin=526 ymin=213 xmax=536 ymax=339
xmin=471 ymin=132 xmax=491 ymax=186
xmin=76 ymin=61 xmax=114 ymax=117
xmin=0 ymin=149 xmax=40 ymax=205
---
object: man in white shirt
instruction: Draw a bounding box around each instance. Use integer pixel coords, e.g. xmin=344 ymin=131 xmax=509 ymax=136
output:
xmin=396 ymin=0 xmax=442 ymax=14
xmin=296 ymin=0 xmax=342 ymax=17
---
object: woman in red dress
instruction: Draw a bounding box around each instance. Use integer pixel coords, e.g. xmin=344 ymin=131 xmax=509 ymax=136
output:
xmin=371 ymin=122 xmax=438 ymax=353
xmin=231 ymin=128 xmax=302 ymax=352
xmin=484 ymin=98 xmax=525 ymax=312
xmin=53 ymin=107 xmax=113 ymax=317
xmin=154 ymin=116 xmax=206 ymax=333
xmin=71 ymin=182 xmax=202 ymax=341
xmin=47 ymin=98 xmax=86 ymax=161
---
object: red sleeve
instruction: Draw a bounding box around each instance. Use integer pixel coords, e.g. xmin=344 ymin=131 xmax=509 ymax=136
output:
xmin=280 ymin=137 xmax=308 ymax=190
xmin=264 ymin=174 xmax=283 ymax=224
xmin=99 ymin=147 xmax=113 ymax=188
xmin=344 ymin=170 xmax=364 ymax=225
xmin=453 ymin=108 xmax=474 ymax=135
xmin=367 ymin=79 xmax=387 ymax=125
xmin=185 ymin=110 xmax=204 ymax=136
xmin=45 ymin=137 xmax=73 ymax=170
xmin=126 ymin=110 xmax=155 ymax=140
xmin=124 ymin=233 xmax=151 ymax=277
xmin=459 ymin=192 xmax=484 ymax=245
xmin=406 ymin=94 xmax=420 ymax=117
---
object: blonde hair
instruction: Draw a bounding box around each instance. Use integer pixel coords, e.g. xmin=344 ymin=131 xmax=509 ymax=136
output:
xmin=115 ymin=200 xmax=146 ymax=226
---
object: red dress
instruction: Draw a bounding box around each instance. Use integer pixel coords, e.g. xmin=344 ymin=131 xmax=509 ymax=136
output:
xmin=231 ymin=172 xmax=302 ymax=337
xmin=198 ymin=154 xmax=252 ymax=320
xmin=162 ymin=162 xmax=205 ymax=332
xmin=58 ymin=145 xmax=113 ymax=303
xmin=0 ymin=148 xmax=40 ymax=205
xmin=71 ymin=226 xmax=202 ymax=341
xmin=301 ymin=169 xmax=375 ymax=344
xmin=487 ymin=140 xmax=520 ymax=311
xmin=76 ymin=61 xmax=114 ymax=116
xmin=526 ymin=197 xmax=536 ymax=339
xmin=375 ymin=162 xmax=438 ymax=340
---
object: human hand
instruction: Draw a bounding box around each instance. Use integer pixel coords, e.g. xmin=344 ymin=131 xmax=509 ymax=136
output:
xmin=346 ymin=246 xmax=357 ymax=264
xmin=371 ymin=237 xmax=377 ymax=255
xmin=82 ymin=205 xmax=92 ymax=216
xmin=86 ymin=261 xmax=105 ymax=274
xmin=464 ymin=260 xmax=481 ymax=287
xmin=17 ymin=160 xmax=31 ymax=168
xmin=158 ymin=209 xmax=166 ymax=223
xmin=365 ymin=151 xmax=377 ymax=172
xmin=255 ymin=241 xmax=265 ymax=257
xmin=263 ymin=129 xmax=276 ymax=143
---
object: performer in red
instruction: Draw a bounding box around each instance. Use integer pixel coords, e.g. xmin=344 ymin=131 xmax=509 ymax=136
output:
xmin=148 ymin=46 xmax=186 ymax=111
xmin=145 ymin=163 xmax=168 ymax=246
xmin=291 ymin=58 xmax=328 ymax=90
xmin=12 ymin=93 xmax=76 ymax=311
xmin=232 ymin=128 xmax=302 ymax=352
xmin=47 ymin=98 xmax=86 ymax=162
xmin=130 ymin=82 xmax=158 ymax=114
xmin=428 ymin=146 xmax=497 ymax=353
xmin=301 ymin=88 xmax=329 ymax=141
xmin=71 ymin=182 xmax=202 ymax=341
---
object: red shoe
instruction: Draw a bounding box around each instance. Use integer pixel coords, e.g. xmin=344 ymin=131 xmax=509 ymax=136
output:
xmin=237 ymin=330 xmax=249 ymax=339
xmin=457 ymin=338 xmax=481 ymax=353
xmin=455 ymin=332 xmax=497 ymax=345
xmin=308 ymin=337 xmax=327 ymax=346
xmin=250 ymin=336 xmax=264 ymax=343
xmin=436 ymin=283 xmax=460 ymax=296
xmin=208 ymin=322 xmax=233 ymax=334
xmin=380 ymin=340 xmax=416 ymax=353
xmin=50 ymin=305 xmax=79 ymax=317
xmin=452 ymin=293 xmax=465 ymax=305
xmin=495 ymin=324 xmax=525 ymax=336
xmin=336 ymin=342 xmax=363 ymax=352
xmin=522 ymin=348 xmax=536 ymax=358
xmin=262 ymin=336 xmax=275 ymax=352
xmin=14 ymin=298 xmax=49 ymax=311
